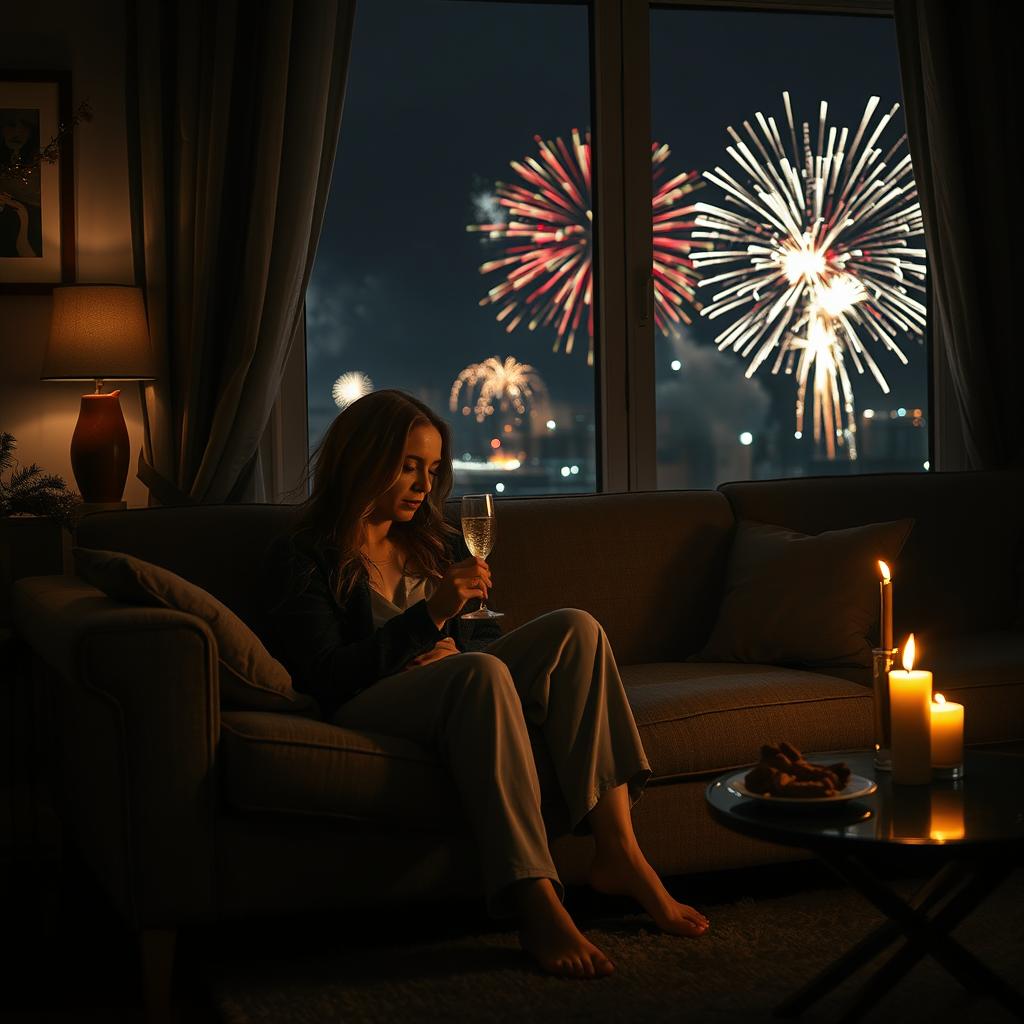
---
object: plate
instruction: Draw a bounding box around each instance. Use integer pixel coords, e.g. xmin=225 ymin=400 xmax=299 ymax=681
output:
xmin=725 ymin=770 xmax=877 ymax=806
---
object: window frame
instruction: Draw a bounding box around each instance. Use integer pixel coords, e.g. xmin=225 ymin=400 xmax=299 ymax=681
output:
xmin=295 ymin=0 xmax=916 ymax=500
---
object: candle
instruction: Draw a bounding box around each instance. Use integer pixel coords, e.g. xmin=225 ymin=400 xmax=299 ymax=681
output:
xmin=878 ymin=560 xmax=893 ymax=651
xmin=889 ymin=634 xmax=932 ymax=784
xmin=929 ymin=786 xmax=965 ymax=841
xmin=930 ymin=693 xmax=964 ymax=767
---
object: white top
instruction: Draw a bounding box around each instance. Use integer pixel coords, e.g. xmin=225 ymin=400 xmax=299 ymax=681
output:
xmin=369 ymin=570 xmax=435 ymax=628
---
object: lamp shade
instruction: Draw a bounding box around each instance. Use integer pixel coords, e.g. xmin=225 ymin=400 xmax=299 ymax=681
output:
xmin=42 ymin=285 xmax=156 ymax=381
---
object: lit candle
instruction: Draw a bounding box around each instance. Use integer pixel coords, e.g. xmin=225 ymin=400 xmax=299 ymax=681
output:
xmin=889 ymin=634 xmax=932 ymax=784
xmin=878 ymin=560 xmax=893 ymax=651
xmin=930 ymin=693 xmax=964 ymax=768
xmin=929 ymin=786 xmax=965 ymax=841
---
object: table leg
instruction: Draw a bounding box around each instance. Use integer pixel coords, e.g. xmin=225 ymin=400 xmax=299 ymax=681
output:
xmin=772 ymin=852 xmax=1024 ymax=1023
xmin=834 ymin=855 xmax=1024 ymax=1024
xmin=772 ymin=859 xmax=967 ymax=1019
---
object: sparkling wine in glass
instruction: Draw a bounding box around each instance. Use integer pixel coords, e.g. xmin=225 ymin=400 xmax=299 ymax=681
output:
xmin=460 ymin=493 xmax=503 ymax=619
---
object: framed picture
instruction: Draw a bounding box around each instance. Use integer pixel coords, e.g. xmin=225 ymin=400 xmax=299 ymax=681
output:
xmin=0 ymin=70 xmax=76 ymax=292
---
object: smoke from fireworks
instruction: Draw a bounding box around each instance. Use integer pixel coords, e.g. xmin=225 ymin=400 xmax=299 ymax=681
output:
xmin=469 ymin=131 xmax=704 ymax=366
xmin=450 ymin=356 xmax=548 ymax=424
xmin=691 ymin=93 xmax=927 ymax=459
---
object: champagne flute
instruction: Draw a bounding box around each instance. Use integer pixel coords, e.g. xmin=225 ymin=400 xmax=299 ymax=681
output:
xmin=460 ymin=493 xmax=504 ymax=619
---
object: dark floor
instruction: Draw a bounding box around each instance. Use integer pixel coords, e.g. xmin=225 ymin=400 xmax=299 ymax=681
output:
xmin=4 ymin=827 xmax=937 ymax=1024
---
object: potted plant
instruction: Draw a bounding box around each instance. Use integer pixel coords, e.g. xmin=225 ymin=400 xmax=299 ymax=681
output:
xmin=1 ymin=432 xmax=81 ymax=623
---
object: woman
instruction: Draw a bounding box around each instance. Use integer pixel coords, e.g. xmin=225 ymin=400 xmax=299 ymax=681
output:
xmin=262 ymin=389 xmax=710 ymax=980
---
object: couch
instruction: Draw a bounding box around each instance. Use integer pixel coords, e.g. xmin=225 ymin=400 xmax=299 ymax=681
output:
xmin=11 ymin=469 xmax=1024 ymax=998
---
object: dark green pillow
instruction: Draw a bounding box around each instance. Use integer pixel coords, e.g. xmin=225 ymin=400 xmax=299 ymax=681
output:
xmin=693 ymin=518 xmax=914 ymax=670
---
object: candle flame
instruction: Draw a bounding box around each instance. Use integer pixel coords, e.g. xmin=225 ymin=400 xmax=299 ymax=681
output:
xmin=902 ymin=634 xmax=916 ymax=672
xmin=878 ymin=560 xmax=891 ymax=581
xmin=934 ymin=692 xmax=946 ymax=705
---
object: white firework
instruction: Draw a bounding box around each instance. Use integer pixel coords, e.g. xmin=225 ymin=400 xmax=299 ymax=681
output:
xmin=691 ymin=92 xmax=927 ymax=459
xmin=332 ymin=371 xmax=373 ymax=409
xmin=449 ymin=356 xmax=548 ymax=424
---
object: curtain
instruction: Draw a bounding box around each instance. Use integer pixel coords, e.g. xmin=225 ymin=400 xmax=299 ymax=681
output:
xmin=125 ymin=0 xmax=356 ymax=503
xmin=894 ymin=0 xmax=1021 ymax=470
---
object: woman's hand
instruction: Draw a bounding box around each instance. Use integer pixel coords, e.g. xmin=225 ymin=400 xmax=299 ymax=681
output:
xmin=405 ymin=635 xmax=460 ymax=670
xmin=425 ymin=556 xmax=492 ymax=627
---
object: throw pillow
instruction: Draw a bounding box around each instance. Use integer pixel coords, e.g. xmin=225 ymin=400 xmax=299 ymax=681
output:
xmin=692 ymin=518 xmax=914 ymax=670
xmin=73 ymin=546 xmax=315 ymax=713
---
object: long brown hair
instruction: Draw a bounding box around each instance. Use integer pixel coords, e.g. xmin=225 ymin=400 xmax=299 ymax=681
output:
xmin=294 ymin=389 xmax=457 ymax=601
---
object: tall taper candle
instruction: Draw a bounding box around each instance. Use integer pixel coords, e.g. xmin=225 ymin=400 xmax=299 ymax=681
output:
xmin=889 ymin=634 xmax=932 ymax=784
xmin=878 ymin=560 xmax=893 ymax=652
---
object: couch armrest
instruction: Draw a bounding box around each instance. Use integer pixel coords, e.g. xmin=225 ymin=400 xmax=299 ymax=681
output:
xmin=11 ymin=574 xmax=219 ymax=927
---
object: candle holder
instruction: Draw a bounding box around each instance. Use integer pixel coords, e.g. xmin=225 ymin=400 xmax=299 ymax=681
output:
xmin=872 ymin=647 xmax=897 ymax=771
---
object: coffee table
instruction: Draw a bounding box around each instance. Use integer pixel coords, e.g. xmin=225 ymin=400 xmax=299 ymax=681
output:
xmin=705 ymin=748 xmax=1024 ymax=1023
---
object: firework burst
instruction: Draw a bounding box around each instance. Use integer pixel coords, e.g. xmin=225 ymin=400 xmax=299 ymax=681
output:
xmin=450 ymin=356 xmax=548 ymax=424
xmin=469 ymin=131 xmax=704 ymax=367
xmin=691 ymin=92 xmax=927 ymax=458
xmin=332 ymin=371 xmax=373 ymax=409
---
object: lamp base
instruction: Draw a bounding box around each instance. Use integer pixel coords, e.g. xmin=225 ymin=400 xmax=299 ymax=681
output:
xmin=70 ymin=390 xmax=130 ymax=503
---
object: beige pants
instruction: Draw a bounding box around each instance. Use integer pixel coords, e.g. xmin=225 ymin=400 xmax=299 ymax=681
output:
xmin=332 ymin=607 xmax=653 ymax=918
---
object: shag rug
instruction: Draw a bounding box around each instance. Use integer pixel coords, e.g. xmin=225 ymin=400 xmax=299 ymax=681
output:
xmin=206 ymin=863 xmax=1024 ymax=1023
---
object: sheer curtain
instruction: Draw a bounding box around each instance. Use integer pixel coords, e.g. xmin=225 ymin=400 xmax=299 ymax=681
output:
xmin=125 ymin=0 xmax=356 ymax=503
xmin=894 ymin=0 xmax=1021 ymax=470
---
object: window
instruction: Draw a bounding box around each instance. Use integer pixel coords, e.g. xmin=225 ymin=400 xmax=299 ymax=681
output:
xmin=306 ymin=0 xmax=598 ymax=496
xmin=651 ymin=6 xmax=928 ymax=488
xmin=306 ymin=0 xmax=928 ymax=495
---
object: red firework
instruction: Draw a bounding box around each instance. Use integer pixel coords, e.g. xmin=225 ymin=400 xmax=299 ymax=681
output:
xmin=468 ymin=130 xmax=704 ymax=365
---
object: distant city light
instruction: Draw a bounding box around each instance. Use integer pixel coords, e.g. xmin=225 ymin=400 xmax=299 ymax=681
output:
xmin=739 ymin=431 xmax=753 ymax=446
xmin=490 ymin=438 xmax=501 ymax=449
xmin=331 ymin=371 xmax=373 ymax=409
xmin=546 ymin=419 xmax=556 ymax=430
xmin=495 ymin=482 xmax=505 ymax=493
xmin=794 ymin=430 xmax=803 ymax=440
xmin=452 ymin=458 xmax=520 ymax=472
xmin=923 ymin=461 xmax=930 ymax=471
xmin=897 ymin=407 xmax=907 ymax=417
xmin=863 ymin=409 xmax=875 ymax=419
xmin=560 ymin=466 xmax=571 ymax=478
xmin=670 ymin=359 xmax=682 ymax=371
xmin=570 ymin=465 xmax=579 ymax=475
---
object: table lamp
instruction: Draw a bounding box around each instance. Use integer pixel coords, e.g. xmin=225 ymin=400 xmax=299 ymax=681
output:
xmin=42 ymin=285 xmax=156 ymax=503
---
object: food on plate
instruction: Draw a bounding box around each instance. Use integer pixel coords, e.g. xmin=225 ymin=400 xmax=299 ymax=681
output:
xmin=743 ymin=742 xmax=851 ymax=798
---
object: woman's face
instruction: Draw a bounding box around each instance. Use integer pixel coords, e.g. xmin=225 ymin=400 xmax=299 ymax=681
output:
xmin=371 ymin=422 xmax=443 ymax=523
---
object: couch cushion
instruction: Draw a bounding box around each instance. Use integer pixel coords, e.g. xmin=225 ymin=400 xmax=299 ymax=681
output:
xmin=221 ymin=666 xmax=874 ymax=828
xmin=75 ymin=504 xmax=300 ymax=636
xmin=220 ymin=711 xmax=463 ymax=828
xmin=73 ymin=547 xmax=314 ymax=714
xmin=471 ymin=490 xmax=735 ymax=664
xmin=622 ymin=662 xmax=875 ymax=779
xmin=693 ymin=518 xmax=913 ymax=671
xmin=719 ymin=471 xmax=1024 ymax=637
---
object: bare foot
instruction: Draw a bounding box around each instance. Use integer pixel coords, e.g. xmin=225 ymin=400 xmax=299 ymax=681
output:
xmin=588 ymin=840 xmax=710 ymax=938
xmin=515 ymin=878 xmax=615 ymax=979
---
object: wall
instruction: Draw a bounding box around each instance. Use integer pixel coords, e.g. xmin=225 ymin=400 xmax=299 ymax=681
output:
xmin=1 ymin=0 xmax=147 ymax=507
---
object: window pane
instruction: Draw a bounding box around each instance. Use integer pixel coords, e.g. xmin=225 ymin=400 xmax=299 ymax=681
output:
xmin=651 ymin=9 xmax=929 ymax=488
xmin=307 ymin=0 xmax=597 ymax=496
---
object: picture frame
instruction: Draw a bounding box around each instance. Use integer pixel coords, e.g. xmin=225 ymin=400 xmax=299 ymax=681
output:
xmin=0 ymin=70 xmax=76 ymax=292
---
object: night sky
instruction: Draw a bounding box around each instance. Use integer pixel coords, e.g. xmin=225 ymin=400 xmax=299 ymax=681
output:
xmin=307 ymin=1 xmax=926 ymax=489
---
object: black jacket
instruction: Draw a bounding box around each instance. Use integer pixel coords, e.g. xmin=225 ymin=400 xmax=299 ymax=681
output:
xmin=261 ymin=528 xmax=502 ymax=720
